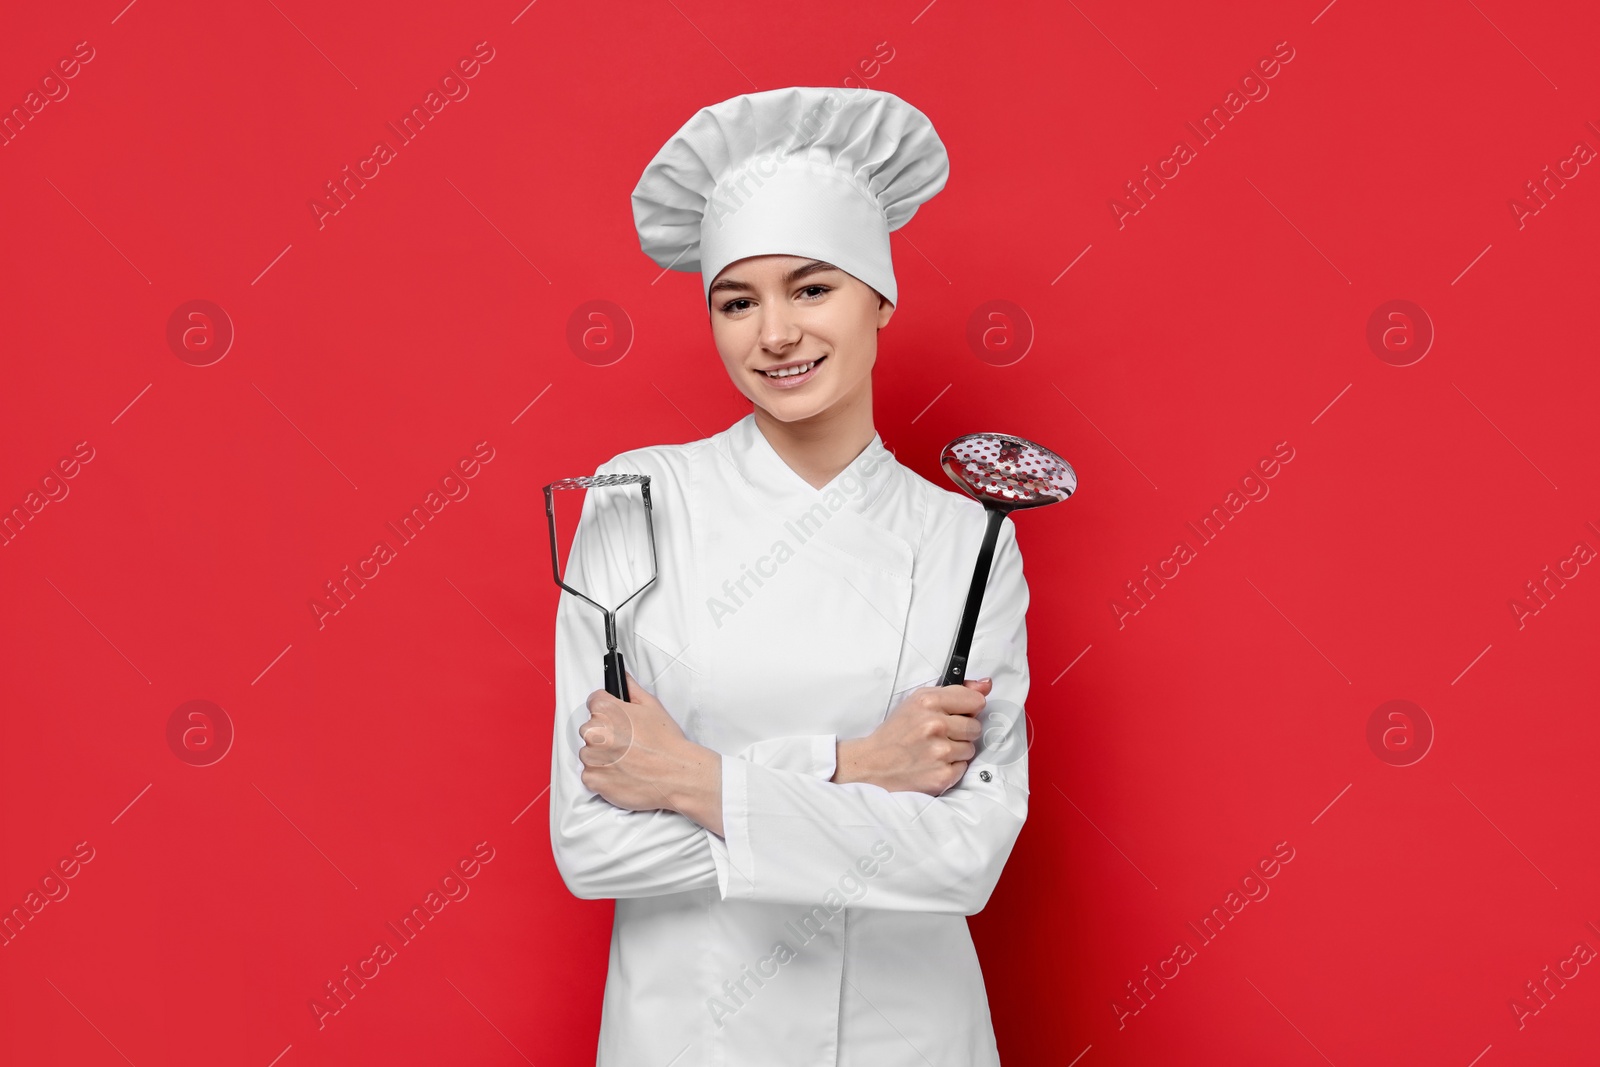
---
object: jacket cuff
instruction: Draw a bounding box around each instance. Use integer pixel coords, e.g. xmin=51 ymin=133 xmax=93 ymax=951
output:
xmin=810 ymin=734 xmax=838 ymax=780
xmin=733 ymin=734 xmax=838 ymax=779
xmin=707 ymin=752 xmax=756 ymax=899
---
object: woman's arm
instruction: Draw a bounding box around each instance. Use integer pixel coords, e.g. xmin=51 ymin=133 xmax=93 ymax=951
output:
xmin=547 ymin=457 xmax=720 ymax=900
xmin=550 ymin=459 xmax=1031 ymax=909
xmin=723 ymin=700 xmax=988 ymax=792
xmin=547 ymin=459 xmax=870 ymax=900
xmin=670 ymin=677 xmax=994 ymax=833
xmin=702 ymin=518 xmax=1032 ymax=917
xmin=733 ymin=734 xmax=840 ymax=780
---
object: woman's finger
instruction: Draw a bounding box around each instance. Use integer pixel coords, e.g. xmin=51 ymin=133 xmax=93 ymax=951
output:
xmin=945 ymin=714 xmax=983 ymax=742
xmin=579 ymin=715 xmax=610 ymax=747
xmin=622 ymin=668 xmax=651 ymax=703
xmin=944 ymin=761 xmax=970 ymax=792
xmin=940 ymin=684 xmax=988 ymax=716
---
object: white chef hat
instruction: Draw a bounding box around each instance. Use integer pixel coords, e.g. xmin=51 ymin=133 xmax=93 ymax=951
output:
xmin=631 ymin=85 xmax=950 ymax=310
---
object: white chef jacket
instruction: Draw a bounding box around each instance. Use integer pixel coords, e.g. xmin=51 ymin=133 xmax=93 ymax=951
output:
xmin=549 ymin=412 xmax=1031 ymax=1067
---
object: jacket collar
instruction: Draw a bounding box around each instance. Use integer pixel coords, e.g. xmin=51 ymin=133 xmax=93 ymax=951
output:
xmin=717 ymin=412 xmax=899 ymax=514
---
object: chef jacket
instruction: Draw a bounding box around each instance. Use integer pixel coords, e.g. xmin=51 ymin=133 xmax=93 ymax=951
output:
xmin=549 ymin=411 xmax=1031 ymax=1066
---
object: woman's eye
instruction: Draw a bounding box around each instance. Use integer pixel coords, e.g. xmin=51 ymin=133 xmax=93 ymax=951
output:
xmin=720 ymin=286 xmax=827 ymax=314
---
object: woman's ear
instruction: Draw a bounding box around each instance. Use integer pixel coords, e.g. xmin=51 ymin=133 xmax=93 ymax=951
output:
xmin=877 ymin=296 xmax=895 ymax=330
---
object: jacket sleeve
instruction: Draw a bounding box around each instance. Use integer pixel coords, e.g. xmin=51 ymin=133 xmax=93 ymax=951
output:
xmin=548 ymin=460 xmax=840 ymax=901
xmin=732 ymin=735 xmax=838 ymax=778
xmin=706 ymin=516 xmax=1031 ymax=917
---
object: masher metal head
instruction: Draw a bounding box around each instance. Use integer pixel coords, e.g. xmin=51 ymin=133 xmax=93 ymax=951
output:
xmin=938 ymin=432 xmax=1076 ymax=687
xmin=547 ymin=473 xmax=650 ymax=492
xmin=544 ymin=473 xmax=658 ymax=701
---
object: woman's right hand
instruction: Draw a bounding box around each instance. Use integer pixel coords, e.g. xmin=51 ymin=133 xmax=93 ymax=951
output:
xmin=831 ymin=678 xmax=992 ymax=796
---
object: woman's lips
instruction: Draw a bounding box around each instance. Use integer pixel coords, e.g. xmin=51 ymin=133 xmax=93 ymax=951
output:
xmin=757 ymin=355 xmax=826 ymax=389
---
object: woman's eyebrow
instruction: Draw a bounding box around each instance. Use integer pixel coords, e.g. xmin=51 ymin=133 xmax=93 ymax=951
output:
xmin=709 ymin=261 xmax=841 ymax=295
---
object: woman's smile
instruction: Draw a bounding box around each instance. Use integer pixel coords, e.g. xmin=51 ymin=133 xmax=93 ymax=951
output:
xmin=755 ymin=354 xmax=826 ymax=389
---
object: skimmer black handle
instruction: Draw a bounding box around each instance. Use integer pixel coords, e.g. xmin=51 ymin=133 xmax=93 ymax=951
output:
xmin=940 ymin=507 xmax=1006 ymax=687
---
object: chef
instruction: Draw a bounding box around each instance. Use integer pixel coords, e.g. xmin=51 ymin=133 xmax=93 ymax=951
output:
xmin=549 ymin=85 xmax=1032 ymax=1066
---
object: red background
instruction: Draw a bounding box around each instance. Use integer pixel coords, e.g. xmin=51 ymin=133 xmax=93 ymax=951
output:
xmin=3 ymin=0 xmax=1598 ymax=1063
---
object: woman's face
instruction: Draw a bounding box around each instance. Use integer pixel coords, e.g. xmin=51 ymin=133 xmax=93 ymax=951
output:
xmin=708 ymin=255 xmax=894 ymax=424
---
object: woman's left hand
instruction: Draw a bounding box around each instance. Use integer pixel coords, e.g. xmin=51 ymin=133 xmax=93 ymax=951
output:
xmin=578 ymin=671 xmax=721 ymax=830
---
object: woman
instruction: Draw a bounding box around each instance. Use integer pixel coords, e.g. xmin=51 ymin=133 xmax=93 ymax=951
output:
xmin=549 ymin=85 xmax=1031 ymax=1066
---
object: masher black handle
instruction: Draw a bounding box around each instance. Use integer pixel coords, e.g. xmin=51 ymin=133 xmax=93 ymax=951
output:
xmin=941 ymin=507 xmax=1006 ymax=687
xmin=603 ymin=649 xmax=630 ymax=702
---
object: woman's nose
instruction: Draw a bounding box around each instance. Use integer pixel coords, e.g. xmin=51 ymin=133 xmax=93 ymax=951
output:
xmin=759 ymin=307 xmax=801 ymax=353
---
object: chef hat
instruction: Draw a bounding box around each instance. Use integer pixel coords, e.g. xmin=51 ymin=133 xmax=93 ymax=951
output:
xmin=631 ymin=85 xmax=950 ymax=310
